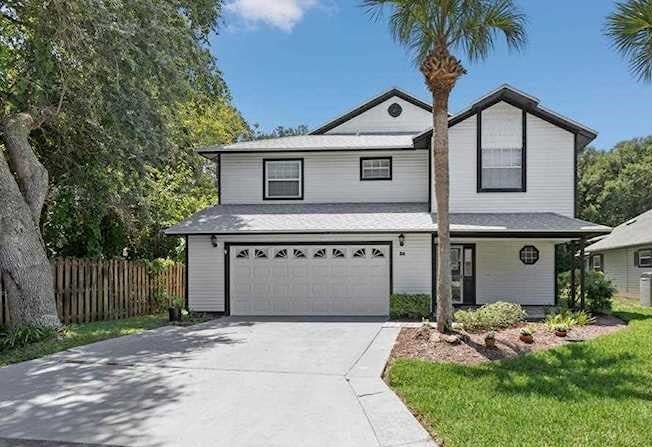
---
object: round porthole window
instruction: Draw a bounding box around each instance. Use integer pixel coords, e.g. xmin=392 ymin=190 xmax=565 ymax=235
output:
xmin=388 ymin=103 xmax=402 ymax=118
xmin=519 ymin=245 xmax=540 ymax=265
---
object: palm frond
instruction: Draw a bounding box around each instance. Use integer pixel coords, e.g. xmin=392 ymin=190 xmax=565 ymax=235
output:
xmin=605 ymin=0 xmax=652 ymax=82
xmin=361 ymin=0 xmax=527 ymax=66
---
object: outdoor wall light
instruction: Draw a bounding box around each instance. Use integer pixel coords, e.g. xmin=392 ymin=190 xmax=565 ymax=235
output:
xmin=210 ymin=234 xmax=218 ymax=247
xmin=398 ymin=233 xmax=405 ymax=247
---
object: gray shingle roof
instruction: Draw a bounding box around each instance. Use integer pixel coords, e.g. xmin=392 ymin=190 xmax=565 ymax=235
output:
xmin=165 ymin=203 xmax=610 ymax=236
xmin=586 ymin=209 xmax=652 ymax=252
xmin=198 ymin=135 xmax=416 ymax=154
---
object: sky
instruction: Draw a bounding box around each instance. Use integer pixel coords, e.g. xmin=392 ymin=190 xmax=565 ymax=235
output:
xmin=210 ymin=0 xmax=652 ymax=150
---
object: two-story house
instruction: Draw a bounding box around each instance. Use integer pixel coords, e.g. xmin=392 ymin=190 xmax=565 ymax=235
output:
xmin=166 ymin=85 xmax=610 ymax=317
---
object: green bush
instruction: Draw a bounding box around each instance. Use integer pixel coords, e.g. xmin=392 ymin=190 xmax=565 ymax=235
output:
xmin=390 ymin=294 xmax=431 ymax=320
xmin=557 ymin=270 xmax=616 ymax=313
xmin=544 ymin=309 xmax=595 ymax=331
xmin=453 ymin=301 xmax=526 ymax=332
xmin=0 ymin=325 xmax=58 ymax=352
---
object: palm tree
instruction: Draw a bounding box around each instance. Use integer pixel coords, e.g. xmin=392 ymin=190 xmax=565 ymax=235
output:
xmin=605 ymin=0 xmax=652 ymax=83
xmin=363 ymin=0 xmax=526 ymax=332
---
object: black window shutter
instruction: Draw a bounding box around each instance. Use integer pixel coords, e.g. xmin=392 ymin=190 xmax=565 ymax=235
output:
xmin=634 ymin=251 xmax=639 ymax=267
xmin=599 ymin=254 xmax=604 ymax=272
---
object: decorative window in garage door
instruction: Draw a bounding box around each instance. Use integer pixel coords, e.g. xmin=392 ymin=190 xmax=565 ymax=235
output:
xmin=274 ymin=249 xmax=288 ymax=259
xmin=372 ymin=248 xmax=385 ymax=258
xmin=353 ymin=248 xmax=367 ymax=258
xmin=313 ymin=248 xmax=327 ymax=258
xmin=254 ymin=249 xmax=268 ymax=259
xmin=236 ymin=249 xmax=250 ymax=259
xmin=293 ymin=248 xmax=306 ymax=258
xmin=331 ymin=248 xmax=345 ymax=258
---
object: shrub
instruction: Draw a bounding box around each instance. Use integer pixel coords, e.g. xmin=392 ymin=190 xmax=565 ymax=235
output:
xmin=390 ymin=294 xmax=431 ymax=320
xmin=545 ymin=309 xmax=595 ymax=331
xmin=557 ymin=270 xmax=616 ymax=313
xmin=0 ymin=325 xmax=58 ymax=352
xmin=453 ymin=302 xmax=525 ymax=332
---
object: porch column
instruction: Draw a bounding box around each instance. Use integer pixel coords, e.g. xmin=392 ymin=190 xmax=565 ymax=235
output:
xmin=569 ymin=241 xmax=576 ymax=308
xmin=579 ymin=237 xmax=586 ymax=309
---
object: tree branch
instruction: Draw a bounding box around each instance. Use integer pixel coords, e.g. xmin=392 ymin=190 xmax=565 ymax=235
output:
xmin=0 ymin=113 xmax=49 ymax=227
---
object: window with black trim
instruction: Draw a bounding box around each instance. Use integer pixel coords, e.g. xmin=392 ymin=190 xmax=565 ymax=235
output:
xmin=264 ymin=159 xmax=303 ymax=199
xmin=274 ymin=249 xmax=288 ymax=259
xmin=236 ymin=249 xmax=249 ymax=259
xmin=293 ymin=249 xmax=306 ymax=259
xmin=360 ymin=157 xmax=391 ymax=180
xmin=313 ymin=248 xmax=327 ymax=259
xmin=637 ymin=249 xmax=652 ymax=268
xmin=371 ymin=248 xmax=385 ymax=258
xmin=519 ymin=245 xmax=539 ymax=265
xmin=353 ymin=248 xmax=367 ymax=258
xmin=477 ymin=110 xmax=526 ymax=192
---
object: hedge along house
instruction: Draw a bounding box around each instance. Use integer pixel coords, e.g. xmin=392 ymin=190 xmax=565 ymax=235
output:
xmin=166 ymin=85 xmax=610 ymax=317
xmin=586 ymin=209 xmax=652 ymax=299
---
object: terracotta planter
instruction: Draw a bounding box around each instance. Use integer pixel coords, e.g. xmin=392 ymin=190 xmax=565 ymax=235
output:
xmin=519 ymin=334 xmax=534 ymax=344
xmin=555 ymin=330 xmax=568 ymax=337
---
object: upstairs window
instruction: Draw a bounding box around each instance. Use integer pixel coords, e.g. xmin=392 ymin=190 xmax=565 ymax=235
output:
xmin=590 ymin=254 xmax=603 ymax=272
xmin=481 ymin=148 xmax=523 ymax=190
xmin=360 ymin=157 xmax=391 ymax=180
xmin=477 ymin=109 xmax=526 ymax=192
xmin=264 ymin=159 xmax=303 ymax=200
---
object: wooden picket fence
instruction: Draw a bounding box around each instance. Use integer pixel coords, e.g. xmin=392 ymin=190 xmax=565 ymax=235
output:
xmin=0 ymin=259 xmax=185 ymax=327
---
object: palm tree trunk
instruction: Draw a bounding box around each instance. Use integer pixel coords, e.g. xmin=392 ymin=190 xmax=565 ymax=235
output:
xmin=433 ymin=89 xmax=452 ymax=332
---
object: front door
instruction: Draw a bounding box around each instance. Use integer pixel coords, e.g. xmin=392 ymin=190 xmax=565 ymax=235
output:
xmin=433 ymin=243 xmax=476 ymax=305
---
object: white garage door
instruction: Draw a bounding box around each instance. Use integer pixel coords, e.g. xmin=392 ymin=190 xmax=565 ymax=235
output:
xmin=229 ymin=244 xmax=390 ymax=316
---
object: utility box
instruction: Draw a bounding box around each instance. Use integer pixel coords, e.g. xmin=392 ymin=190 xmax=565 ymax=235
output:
xmin=641 ymin=272 xmax=652 ymax=307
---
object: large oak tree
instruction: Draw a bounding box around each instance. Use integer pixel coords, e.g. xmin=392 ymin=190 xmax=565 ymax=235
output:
xmin=0 ymin=0 xmax=229 ymax=328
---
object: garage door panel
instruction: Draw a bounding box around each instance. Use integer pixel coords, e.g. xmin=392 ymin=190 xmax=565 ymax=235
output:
xmin=230 ymin=244 xmax=390 ymax=316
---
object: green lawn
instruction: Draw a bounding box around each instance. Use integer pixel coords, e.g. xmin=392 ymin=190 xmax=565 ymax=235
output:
xmin=388 ymin=299 xmax=652 ymax=447
xmin=0 ymin=314 xmax=171 ymax=367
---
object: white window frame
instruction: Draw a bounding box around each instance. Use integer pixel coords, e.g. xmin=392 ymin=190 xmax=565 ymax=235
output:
xmin=639 ymin=249 xmax=652 ymax=268
xmin=360 ymin=157 xmax=392 ymax=181
xmin=263 ymin=159 xmax=303 ymax=200
xmin=480 ymin=147 xmax=524 ymax=191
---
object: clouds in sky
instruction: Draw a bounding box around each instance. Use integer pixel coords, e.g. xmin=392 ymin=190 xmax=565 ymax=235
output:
xmin=225 ymin=0 xmax=322 ymax=32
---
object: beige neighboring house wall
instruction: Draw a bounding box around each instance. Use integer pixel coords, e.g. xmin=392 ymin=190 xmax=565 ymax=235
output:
xmin=589 ymin=245 xmax=652 ymax=298
xmin=587 ymin=209 xmax=652 ymax=299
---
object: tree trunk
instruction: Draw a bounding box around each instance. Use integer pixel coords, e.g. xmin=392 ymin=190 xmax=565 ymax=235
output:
xmin=433 ymin=89 xmax=453 ymax=332
xmin=0 ymin=113 xmax=60 ymax=329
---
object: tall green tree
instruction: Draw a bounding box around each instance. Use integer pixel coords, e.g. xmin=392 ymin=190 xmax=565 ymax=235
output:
xmin=578 ymin=136 xmax=652 ymax=227
xmin=605 ymin=0 xmax=652 ymax=82
xmin=0 ymin=0 xmax=229 ymax=328
xmin=363 ymin=0 xmax=526 ymax=332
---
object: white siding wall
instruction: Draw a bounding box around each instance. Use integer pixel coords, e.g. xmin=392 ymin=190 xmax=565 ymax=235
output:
xmin=187 ymin=233 xmax=431 ymax=312
xmin=325 ymin=96 xmax=431 ymax=135
xmin=446 ymin=101 xmax=575 ymax=216
xmin=188 ymin=235 xmax=224 ymax=312
xmin=220 ymin=150 xmax=428 ymax=204
xmin=601 ymin=246 xmax=652 ymax=298
xmin=474 ymin=240 xmax=556 ymax=305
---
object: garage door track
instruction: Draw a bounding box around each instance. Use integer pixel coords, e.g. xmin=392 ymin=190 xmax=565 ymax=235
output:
xmin=0 ymin=317 xmax=435 ymax=447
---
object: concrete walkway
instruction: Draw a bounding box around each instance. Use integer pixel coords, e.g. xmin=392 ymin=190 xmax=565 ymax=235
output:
xmin=0 ymin=318 xmax=436 ymax=447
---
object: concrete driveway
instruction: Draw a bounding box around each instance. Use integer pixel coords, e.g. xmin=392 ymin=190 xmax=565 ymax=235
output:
xmin=0 ymin=318 xmax=435 ymax=447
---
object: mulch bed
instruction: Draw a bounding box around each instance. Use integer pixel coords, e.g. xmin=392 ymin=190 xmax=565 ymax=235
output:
xmin=389 ymin=315 xmax=626 ymax=365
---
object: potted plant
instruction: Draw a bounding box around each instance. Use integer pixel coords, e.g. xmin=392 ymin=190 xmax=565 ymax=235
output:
xmin=554 ymin=323 xmax=569 ymax=337
xmin=484 ymin=331 xmax=496 ymax=349
xmin=519 ymin=327 xmax=534 ymax=344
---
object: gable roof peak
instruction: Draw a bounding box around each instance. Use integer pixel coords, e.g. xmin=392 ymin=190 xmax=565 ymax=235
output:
xmin=310 ymin=86 xmax=432 ymax=135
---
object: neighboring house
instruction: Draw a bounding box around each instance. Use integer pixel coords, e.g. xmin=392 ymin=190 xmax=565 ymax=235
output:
xmin=586 ymin=209 xmax=652 ymax=298
xmin=166 ymin=85 xmax=610 ymax=317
